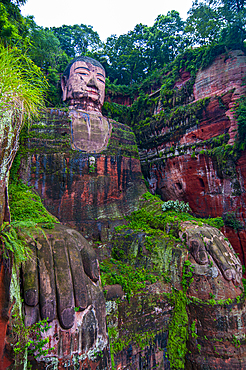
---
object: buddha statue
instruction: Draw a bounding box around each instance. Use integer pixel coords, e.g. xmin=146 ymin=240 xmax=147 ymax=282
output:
xmin=61 ymin=56 xmax=111 ymax=153
xmin=14 ymin=56 xmax=246 ymax=370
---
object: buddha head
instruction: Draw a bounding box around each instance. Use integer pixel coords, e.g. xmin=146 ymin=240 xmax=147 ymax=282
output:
xmin=61 ymin=56 xmax=106 ymax=113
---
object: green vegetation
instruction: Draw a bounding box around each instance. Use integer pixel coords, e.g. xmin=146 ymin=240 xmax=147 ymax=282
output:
xmin=188 ymin=294 xmax=245 ymax=306
xmin=182 ymin=260 xmax=195 ymax=291
xmin=186 ymin=0 xmax=246 ymax=48
xmin=107 ymin=317 xmax=158 ymax=357
xmin=13 ymin=313 xmax=54 ymax=365
xmin=0 ymin=221 xmax=32 ymax=265
xmin=9 ymin=181 xmax=58 ymax=229
xmin=0 ymin=46 xmax=47 ymax=122
xmin=9 ymin=151 xmax=58 ymax=229
xmin=0 ymin=45 xmax=47 ymax=217
xmin=102 ymin=44 xmax=239 ymax=131
xmin=0 ymin=45 xmax=49 ymax=267
xmin=0 ymin=152 xmax=57 ymax=268
xmin=100 ymin=258 xmax=158 ymax=301
xmin=0 ymin=0 xmax=28 ymax=48
xmin=242 ymin=278 xmax=246 ymax=292
xmin=119 ymin=192 xmax=224 ymax=232
xmin=0 ymin=161 xmax=57 ymax=296
xmin=223 ymin=212 xmax=243 ymax=231
xmin=232 ymin=335 xmax=241 ymax=349
xmin=102 ymin=192 xmax=226 ymax=368
xmin=167 ymin=289 xmax=188 ymax=369
xmin=235 ymin=94 xmax=246 ymax=149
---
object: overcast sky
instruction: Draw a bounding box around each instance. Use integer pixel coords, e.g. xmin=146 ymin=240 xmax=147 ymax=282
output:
xmin=20 ymin=0 xmax=194 ymax=41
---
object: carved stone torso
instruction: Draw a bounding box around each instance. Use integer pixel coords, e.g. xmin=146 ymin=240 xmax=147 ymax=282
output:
xmin=70 ymin=110 xmax=112 ymax=153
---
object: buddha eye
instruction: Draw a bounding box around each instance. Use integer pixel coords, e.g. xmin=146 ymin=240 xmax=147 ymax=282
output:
xmin=97 ymin=78 xmax=105 ymax=84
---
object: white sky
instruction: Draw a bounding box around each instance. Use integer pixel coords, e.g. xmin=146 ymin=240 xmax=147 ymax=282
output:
xmin=20 ymin=0 xmax=194 ymax=42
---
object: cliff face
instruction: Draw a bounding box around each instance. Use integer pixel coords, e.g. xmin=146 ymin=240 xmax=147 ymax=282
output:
xmin=7 ymin=50 xmax=246 ymax=370
xmin=103 ymin=196 xmax=246 ymax=370
xmin=139 ymin=50 xmax=246 ymax=268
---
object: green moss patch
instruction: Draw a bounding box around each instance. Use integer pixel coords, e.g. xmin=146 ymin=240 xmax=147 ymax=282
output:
xmin=116 ymin=192 xmax=224 ymax=233
xmin=100 ymin=258 xmax=159 ymax=301
xmin=9 ymin=181 xmax=58 ymax=229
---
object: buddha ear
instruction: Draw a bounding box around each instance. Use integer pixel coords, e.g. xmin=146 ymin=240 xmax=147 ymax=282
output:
xmin=61 ymin=76 xmax=67 ymax=101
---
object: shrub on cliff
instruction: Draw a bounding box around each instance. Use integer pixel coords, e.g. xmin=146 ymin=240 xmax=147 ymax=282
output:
xmin=162 ymin=200 xmax=191 ymax=213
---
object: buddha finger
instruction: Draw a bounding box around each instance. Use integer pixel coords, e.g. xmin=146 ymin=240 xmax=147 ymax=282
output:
xmin=23 ymin=241 xmax=39 ymax=307
xmin=52 ymin=239 xmax=75 ymax=329
xmin=81 ymin=243 xmax=99 ymax=282
xmin=65 ymin=228 xmax=99 ymax=283
xmin=188 ymin=237 xmax=208 ymax=265
xmin=66 ymin=237 xmax=88 ymax=310
xmin=36 ymin=235 xmax=56 ymax=322
xmin=207 ymin=238 xmax=236 ymax=281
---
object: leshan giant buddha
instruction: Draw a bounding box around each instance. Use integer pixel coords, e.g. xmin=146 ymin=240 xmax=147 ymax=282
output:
xmin=26 ymin=56 xmax=145 ymax=239
xmin=15 ymin=56 xmax=146 ymax=369
xmin=13 ymin=56 xmax=246 ymax=370
xmin=61 ymin=56 xmax=111 ymax=153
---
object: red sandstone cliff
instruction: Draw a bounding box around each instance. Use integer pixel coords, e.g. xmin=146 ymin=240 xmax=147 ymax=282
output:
xmin=139 ymin=50 xmax=246 ymax=269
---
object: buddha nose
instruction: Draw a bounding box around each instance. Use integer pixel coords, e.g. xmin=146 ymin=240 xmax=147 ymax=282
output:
xmin=87 ymin=75 xmax=98 ymax=89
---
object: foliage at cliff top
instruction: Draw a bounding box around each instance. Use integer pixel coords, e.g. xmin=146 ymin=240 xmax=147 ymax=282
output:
xmin=1 ymin=0 xmax=245 ymax=105
xmin=0 ymin=0 xmax=28 ymax=48
xmin=103 ymin=43 xmax=244 ymax=129
xmin=186 ymin=0 xmax=246 ymax=48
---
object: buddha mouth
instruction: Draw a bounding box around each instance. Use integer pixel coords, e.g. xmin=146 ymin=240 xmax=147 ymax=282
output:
xmin=87 ymin=87 xmax=99 ymax=96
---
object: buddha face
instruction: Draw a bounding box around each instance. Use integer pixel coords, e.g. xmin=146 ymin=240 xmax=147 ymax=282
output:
xmin=62 ymin=60 xmax=106 ymax=113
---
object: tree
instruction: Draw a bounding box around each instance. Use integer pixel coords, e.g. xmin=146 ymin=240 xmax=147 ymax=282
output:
xmin=145 ymin=11 xmax=188 ymax=70
xmin=214 ymin=0 xmax=246 ymax=46
xmin=186 ymin=0 xmax=246 ymax=47
xmin=103 ymin=26 xmax=148 ymax=84
xmin=26 ymin=18 xmax=70 ymax=106
xmin=51 ymin=24 xmax=102 ymax=58
xmin=185 ymin=2 xmax=223 ymax=45
xmin=0 ymin=0 xmax=29 ymax=47
xmin=103 ymin=11 xmax=188 ymax=84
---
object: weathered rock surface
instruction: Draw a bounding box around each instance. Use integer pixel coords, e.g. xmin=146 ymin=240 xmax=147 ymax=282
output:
xmin=106 ymin=227 xmax=246 ymax=369
xmin=183 ymin=222 xmax=246 ymax=370
xmin=101 ymin=194 xmax=246 ymax=370
xmin=6 ymin=50 xmax=246 ymax=370
xmin=0 ymin=259 xmax=12 ymax=369
xmin=0 ymin=94 xmax=23 ymax=368
xmin=139 ymin=50 xmax=246 ymax=269
xmin=145 ymin=151 xmax=246 ymax=267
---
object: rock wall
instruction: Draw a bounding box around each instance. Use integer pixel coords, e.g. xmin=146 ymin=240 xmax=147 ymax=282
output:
xmin=9 ymin=50 xmax=246 ymax=370
xmin=139 ymin=50 xmax=246 ymax=268
xmin=101 ymin=194 xmax=246 ymax=370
